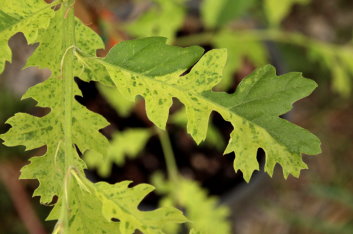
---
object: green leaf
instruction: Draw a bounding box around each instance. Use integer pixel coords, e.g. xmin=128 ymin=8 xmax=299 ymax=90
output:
xmin=0 ymin=0 xmax=55 ymax=73
xmin=308 ymin=42 xmax=353 ymax=97
xmin=264 ymin=0 xmax=310 ymax=26
xmin=85 ymin=128 xmax=151 ymax=177
xmin=0 ymin=4 xmax=111 ymax=204
xmin=152 ymin=174 xmax=231 ymax=234
xmin=47 ymin=178 xmax=120 ymax=234
xmin=50 ymin=176 xmax=187 ymax=234
xmin=103 ymin=37 xmax=204 ymax=77
xmin=201 ymin=0 xmax=256 ymax=29
xmin=25 ymin=7 xmax=105 ymax=80
xmin=0 ymin=77 xmax=109 ymax=204
xmin=126 ymin=0 xmax=185 ymax=42
xmin=171 ymin=108 xmax=226 ymax=151
xmin=84 ymin=37 xmax=321 ymax=181
xmin=213 ymin=30 xmax=268 ymax=89
xmin=98 ymin=84 xmax=135 ymax=117
xmin=96 ymin=181 xmax=187 ymax=234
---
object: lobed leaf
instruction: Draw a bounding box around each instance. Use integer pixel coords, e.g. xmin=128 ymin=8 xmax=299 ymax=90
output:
xmin=0 ymin=77 xmax=109 ymax=203
xmin=47 ymin=178 xmax=120 ymax=234
xmin=152 ymin=174 xmax=231 ymax=234
xmin=25 ymin=7 xmax=106 ymax=81
xmin=0 ymin=0 xmax=55 ymax=73
xmin=85 ymin=128 xmax=152 ymax=177
xmin=84 ymin=37 xmax=321 ymax=181
xmin=96 ymin=181 xmax=187 ymax=234
xmin=0 ymin=5 xmax=111 ymax=203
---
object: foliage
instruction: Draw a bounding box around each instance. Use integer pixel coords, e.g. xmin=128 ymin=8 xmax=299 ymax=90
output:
xmin=98 ymin=84 xmax=135 ymax=117
xmin=85 ymin=128 xmax=151 ymax=177
xmin=0 ymin=0 xmax=321 ymax=233
xmin=152 ymin=173 xmax=231 ymax=234
xmin=201 ymin=0 xmax=256 ymax=29
xmin=125 ymin=0 xmax=185 ymax=42
xmin=128 ymin=0 xmax=353 ymax=97
xmin=212 ymin=30 xmax=268 ymax=89
xmin=264 ymin=0 xmax=310 ymax=26
xmin=83 ymin=37 xmax=321 ymax=181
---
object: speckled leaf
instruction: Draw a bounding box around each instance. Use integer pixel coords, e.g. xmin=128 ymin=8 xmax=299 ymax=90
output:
xmin=25 ymin=7 xmax=106 ymax=80
xmin=85 ymin=37 xmax=321 ymax=181
xmin=0 ymin=77 xmax=109 ymax=204
xmin=47 ymin=178 xmax=120 ymax=234
xmin=96 ymin=181 xmax=187 ymax=234
xmin=85 ymin=128 xmax=151 ymax=177
xmin=0 ymin=0 xmax=55 ymax=73
xmin=202 ymin=65 xmax=321 ymax=180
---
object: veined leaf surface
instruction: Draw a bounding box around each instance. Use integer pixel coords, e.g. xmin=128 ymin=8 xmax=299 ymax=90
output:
xmin=0 ymin=0 xmax=55 ymax=73
xmin=84 ymin=37 xmax=321 ymax=181
xmin=0 ymin=77 xmax=109 ymax=203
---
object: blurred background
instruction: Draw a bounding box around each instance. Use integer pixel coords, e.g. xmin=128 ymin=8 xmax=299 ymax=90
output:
xmin=1 ymin=0 xmax=353 ymax=233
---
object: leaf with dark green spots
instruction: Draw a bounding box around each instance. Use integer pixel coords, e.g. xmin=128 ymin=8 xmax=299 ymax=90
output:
xmin=0 ymin=77 xmax=109 ymax=204
xmin=203 ymin=66 xmax=321 ymax=180
xmin=25 ymin=7 xmax=106 ymax=81
xmin=47 ymin=178 xmax=120 ymax=234
xmin=0 ymin=0 xmax=55 ymax=73
xmin=84 ymin=37 xmax=321 ymax=181
xmin=96 ymin=181 xmax=187 ymax=234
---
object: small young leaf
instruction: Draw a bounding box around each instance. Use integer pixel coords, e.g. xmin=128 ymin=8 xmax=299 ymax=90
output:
xmin=201 ymin=0 xmax=256 ymax=29
xmin=213 ymin=30 xmax=268 ymax=89
xmin=98 ymin=84 xmax=135 ymax=117
xmin=264 ymin=0 xmax=310 ymax=26
xmin=126 ymin=0 xmax=185 ymax=42
xmin=85 ymin=128 xmax=151 ymax=177
xmin=152 ymin=174 xmax=231 ymax=234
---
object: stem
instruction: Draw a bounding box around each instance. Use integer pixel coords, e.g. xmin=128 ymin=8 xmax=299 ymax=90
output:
xmin=157 ymin=128 xmax=179 ymax=182
xmin=60 ymin=1 xmax=76 ymax=233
